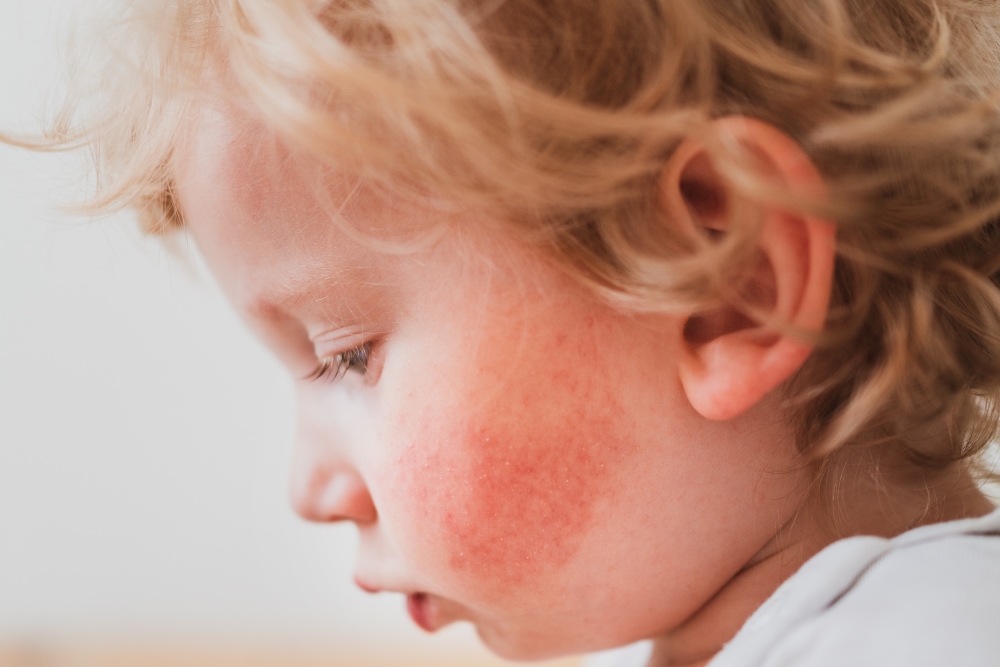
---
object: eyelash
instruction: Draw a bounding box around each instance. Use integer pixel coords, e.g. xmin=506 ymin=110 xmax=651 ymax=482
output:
xmin=307 ymin=342 xmax=372 ymax=382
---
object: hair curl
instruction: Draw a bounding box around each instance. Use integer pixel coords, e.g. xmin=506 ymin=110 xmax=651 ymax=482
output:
xmin=24 ymin=0 xmax=1000 ymax=479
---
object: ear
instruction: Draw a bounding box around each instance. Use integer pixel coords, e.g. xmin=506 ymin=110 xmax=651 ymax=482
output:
xmin=665 ymin=117 xmax=836 ymax=421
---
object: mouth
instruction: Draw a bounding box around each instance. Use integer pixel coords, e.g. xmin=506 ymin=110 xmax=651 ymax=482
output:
xmin=354 ymin=577 xmax=456 ymax=633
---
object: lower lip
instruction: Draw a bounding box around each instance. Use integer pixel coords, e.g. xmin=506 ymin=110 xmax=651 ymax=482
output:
xmin=407 ymin=593 xmax=436 ymax=633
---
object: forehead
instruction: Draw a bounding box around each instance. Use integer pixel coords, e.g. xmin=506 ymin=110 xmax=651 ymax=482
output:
xmin=172 ymin=103 xmax=425 ymax=321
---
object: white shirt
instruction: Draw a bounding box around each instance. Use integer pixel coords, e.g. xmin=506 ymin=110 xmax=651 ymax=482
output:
xmin=582 ymin=507 xmax=1000 ymax=667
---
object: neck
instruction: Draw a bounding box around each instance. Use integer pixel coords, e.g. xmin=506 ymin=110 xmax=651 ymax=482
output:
xmin=647 ymin=449 xmax=995 ymax=667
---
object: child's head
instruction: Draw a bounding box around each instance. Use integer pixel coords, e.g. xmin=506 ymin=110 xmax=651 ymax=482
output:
xmin=32 ymin=0 xmax=1000 ymax=661
xmin=173 ymin=102 xmax=822 ymax=660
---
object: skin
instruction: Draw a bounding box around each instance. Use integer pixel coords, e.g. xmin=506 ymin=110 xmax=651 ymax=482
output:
xmin=173 ymin=103 xmax=993 ymax=665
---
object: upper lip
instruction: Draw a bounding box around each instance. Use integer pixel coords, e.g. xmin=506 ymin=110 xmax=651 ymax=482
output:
xmin=353 ymin=575 xmax=421 ymax=596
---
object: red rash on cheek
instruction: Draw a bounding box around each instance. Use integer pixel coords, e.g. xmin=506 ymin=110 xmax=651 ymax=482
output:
xmin=389 ymin=335 xmax=634 ymax=596
xmin=443 ymin=423 xmax=620 ymax=584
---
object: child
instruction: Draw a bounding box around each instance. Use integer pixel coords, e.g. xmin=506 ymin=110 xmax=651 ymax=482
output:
xmin=17 ymin=0 xmax=1000 ymax=665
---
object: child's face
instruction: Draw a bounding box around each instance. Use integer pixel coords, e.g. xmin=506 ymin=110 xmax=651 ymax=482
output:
xmin=175 ymin=104 xmax=809 ymax=659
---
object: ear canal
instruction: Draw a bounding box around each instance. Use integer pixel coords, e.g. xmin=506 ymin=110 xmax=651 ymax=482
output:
xmin=678 ymin=152 xmax=729 ymax=234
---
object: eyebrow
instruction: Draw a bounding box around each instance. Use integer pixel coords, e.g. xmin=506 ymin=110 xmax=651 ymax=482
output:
xmin=243 ymin=265 xmax=381 ymax=328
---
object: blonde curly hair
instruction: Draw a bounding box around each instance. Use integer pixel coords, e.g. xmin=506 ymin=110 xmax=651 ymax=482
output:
xmin=25 ymin=0 xmax=1000 ymax=480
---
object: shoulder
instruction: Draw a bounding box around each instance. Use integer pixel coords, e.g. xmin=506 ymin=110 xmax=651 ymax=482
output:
xmin=711 ymin=508 xmax=1000 ymax=667
xmin=760 ymin=514 xmax=1000 ymax=667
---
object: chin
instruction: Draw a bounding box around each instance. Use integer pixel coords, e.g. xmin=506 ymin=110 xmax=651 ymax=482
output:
xmin=474 ymin=621 xmax=580 ymax=663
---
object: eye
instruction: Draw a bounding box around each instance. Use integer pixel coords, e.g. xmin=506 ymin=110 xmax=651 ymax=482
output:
xmin=307 ymin=342 xmax=372 ymax=382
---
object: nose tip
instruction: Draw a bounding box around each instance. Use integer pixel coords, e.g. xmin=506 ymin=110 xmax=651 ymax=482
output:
xmin=290 ymin=464 xmax=378 ymax=524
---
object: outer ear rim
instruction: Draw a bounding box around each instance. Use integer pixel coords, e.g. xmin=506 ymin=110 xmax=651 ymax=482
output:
xmin=667 ymin=116 xmax=836 ymax=421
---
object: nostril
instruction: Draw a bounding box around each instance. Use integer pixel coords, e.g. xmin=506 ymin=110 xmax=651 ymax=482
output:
xmin=291 ymin=465 xmax=378 ymax=524
xmin=329 ymin=469 xmax=378 ymax=524
xmin=317 ymin=474 xmax=354 ymax=519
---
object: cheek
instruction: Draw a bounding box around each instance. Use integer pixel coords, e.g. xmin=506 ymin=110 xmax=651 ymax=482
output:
xmin=408 ymin=419 xmax=621 ymax=589
xmin=382 ymin=334 xmax=634 ymax=598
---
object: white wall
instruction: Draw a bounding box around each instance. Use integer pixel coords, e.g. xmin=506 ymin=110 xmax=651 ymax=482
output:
xmin=0 ymin=0 xmax=485 ymax=655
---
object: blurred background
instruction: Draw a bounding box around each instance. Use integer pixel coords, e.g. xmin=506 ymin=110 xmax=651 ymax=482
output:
xmin=0 ymin=2 xmax=582 ymax=665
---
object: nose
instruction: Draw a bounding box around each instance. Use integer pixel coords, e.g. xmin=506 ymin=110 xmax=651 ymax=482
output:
xmin=289 ymin=404 xmax=377 ymax=524
xmin=289 ymin=459 xmax=378 ymax=524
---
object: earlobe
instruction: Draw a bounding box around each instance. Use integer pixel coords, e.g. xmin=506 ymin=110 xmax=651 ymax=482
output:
xmin=665 ymin=117 xmax=837 ymax=421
